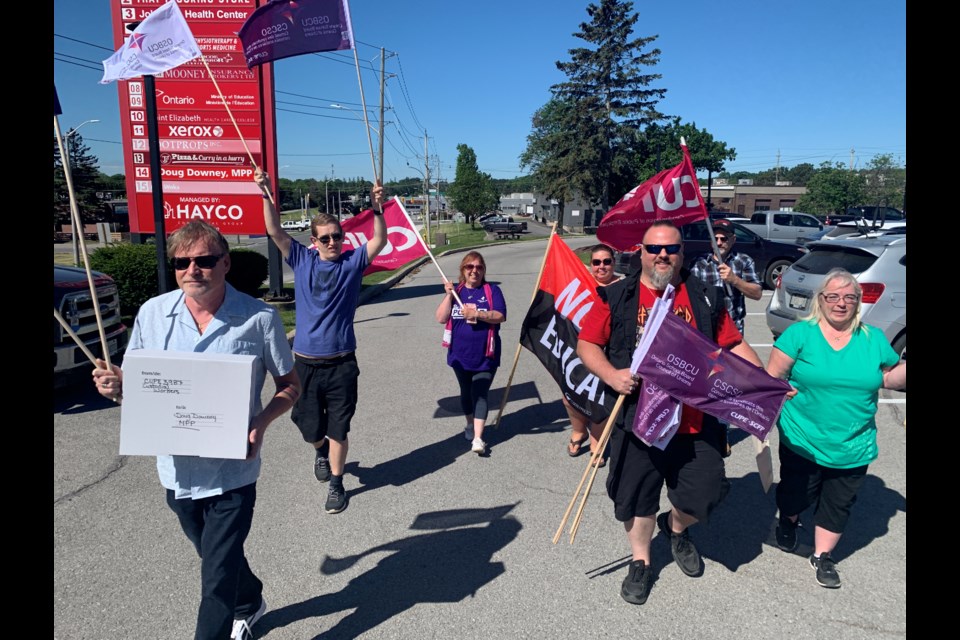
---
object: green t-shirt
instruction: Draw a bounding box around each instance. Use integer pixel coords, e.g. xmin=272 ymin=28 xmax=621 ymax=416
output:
xmin=774 ymin=321 xmax=900 ymax=468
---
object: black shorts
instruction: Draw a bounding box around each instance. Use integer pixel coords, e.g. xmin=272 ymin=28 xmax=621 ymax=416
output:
xmin=775 ymin=442 xmax=867 ymax=534
xmin=605 ymin=420 xmax=728 ymax=523
xmin=291 ymin=353 xmax=359 ymax=443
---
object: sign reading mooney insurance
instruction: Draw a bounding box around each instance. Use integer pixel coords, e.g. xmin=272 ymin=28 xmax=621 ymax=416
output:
xmin=110 ymin=0 xmax=277 ymax=235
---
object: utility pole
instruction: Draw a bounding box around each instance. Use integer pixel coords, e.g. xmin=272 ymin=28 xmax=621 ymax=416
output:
xmin=775 ymin=149 xmax=781 ymax=182
xmin=424 ymin=130 xmax=431 ymax=244
xmin=850 ymin=147 xmax=855 ymax=171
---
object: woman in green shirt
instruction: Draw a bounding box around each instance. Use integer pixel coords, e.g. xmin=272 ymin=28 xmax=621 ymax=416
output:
xmin=766 ymin=268 xmax=905 ymax=589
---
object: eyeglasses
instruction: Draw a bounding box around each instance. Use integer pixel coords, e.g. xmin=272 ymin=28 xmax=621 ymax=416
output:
xmin=643 ymin=244 xmax=682 ymax=255
xmin=821 ymin=293 xmax=860 ymax=304
xmin=314 ymin=232 xmax=343 ymax=245
xmin=714 ymin=235 xmax=731 ymax=243
xmin=170 ymin=254 xmax=224 ymax=270
xmin=591 ymin=258 xmax=613 ymax=266
xmin=463 ymin=263 xmax=485 ymax=271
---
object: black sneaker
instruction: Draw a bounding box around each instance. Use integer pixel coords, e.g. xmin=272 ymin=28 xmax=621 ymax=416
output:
xmin=657 ymin=512 xmax=703 ymax=577
xmin=810 ymin=553 xmax=841 ymax=588
xmin=325 ymin=483 xmax=347 ymax=514
xmin=314 ymin=448 xmax=331 ymax=483
xmin=620 ymin=560 xmax=651 ymax=605
xmin=775 ymin=515 xmax=800 ymax=552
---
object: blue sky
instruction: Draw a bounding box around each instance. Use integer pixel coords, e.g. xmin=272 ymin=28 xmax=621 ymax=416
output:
xmin=54 ymin=0 xmax=906 ymax=187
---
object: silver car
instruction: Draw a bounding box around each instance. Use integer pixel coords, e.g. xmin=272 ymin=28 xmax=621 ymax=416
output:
xmin=765 ymin=236 xmax=906 ymax=357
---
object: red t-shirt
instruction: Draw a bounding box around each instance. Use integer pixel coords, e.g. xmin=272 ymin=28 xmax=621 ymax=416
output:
xmin=579 ymin=281 xmax=743 ymax=434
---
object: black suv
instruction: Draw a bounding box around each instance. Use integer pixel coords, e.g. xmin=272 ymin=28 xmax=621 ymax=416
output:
xmin=616 ymin=220 xmax=808 ymax=289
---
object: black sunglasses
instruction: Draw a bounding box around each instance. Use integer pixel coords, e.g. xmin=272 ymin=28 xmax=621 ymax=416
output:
xmin=314 ymin=232 xmax=343 ymax=245
xmin=591 ymin=258 xmax=613 ymax=266
xmin=170 ymin=254 xmax=224 ymax=270
xmin=643 ymin=244 xmax=682 ymax=255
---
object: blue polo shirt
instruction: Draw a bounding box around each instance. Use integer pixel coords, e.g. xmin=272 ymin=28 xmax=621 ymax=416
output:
xmin=127 ymin=283 xmax=295 ymax=499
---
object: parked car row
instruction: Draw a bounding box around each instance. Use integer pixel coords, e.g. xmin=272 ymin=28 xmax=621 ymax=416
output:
xmin=616 ymin=220 xmax=808 ymax=289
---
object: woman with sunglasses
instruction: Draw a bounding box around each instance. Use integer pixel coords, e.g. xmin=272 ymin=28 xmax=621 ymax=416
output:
xmin=435 ymin=251 xmax=507 ymax=455
xmin=766 ymin=268 xmax=906 ymax=589
xmin=564 ymin=243 xmax=622 ymax=466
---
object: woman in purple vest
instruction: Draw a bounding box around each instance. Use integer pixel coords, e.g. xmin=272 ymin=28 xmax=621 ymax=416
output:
xmin=435 ymin=251 xmax=507 ymax=455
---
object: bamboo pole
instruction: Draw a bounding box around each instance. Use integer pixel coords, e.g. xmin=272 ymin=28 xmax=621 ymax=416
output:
xmin=493 ymin=222 xmax=558 ymax=428
xmin=553 ymin=393 xmax=626 ymax=544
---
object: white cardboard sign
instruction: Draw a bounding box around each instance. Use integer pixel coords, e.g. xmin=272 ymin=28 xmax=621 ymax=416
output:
xmin=119 ymin=350 xmax=256 ymax=459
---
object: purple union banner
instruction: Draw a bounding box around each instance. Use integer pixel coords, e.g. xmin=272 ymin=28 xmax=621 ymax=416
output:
xmin=631 ymin=293 xmax=792 ymax=441
xmin=238 ymin=0 xmax=355 ymax=68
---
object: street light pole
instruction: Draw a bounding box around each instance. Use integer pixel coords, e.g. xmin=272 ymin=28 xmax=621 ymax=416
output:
xmin=64 ymin=119 xmax=101 ymax=266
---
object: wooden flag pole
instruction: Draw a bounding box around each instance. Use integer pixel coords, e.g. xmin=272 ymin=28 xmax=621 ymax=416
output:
xmin=350 ymin=46 xmax=379 ymax=184
xmin=553 ymin=393 xmax=626 ymax=544
xmin=568 ymin=400 xmax=623 ymax=542
xmin=54 ymin=308 xmax=99 ymax=367
xmin=493 ymin=222 xmax=558 ymax=428
xmin=54 ymin=115 xmax=112 ymax=372
xmin=394 ymin=199 xmax=464 ymax=307
xmin=198 ymin=56 xmax=278 ymax=206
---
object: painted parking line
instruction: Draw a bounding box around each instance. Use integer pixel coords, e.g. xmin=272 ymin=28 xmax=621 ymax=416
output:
xmin=879 ymin=399 xmax=907 ymax=404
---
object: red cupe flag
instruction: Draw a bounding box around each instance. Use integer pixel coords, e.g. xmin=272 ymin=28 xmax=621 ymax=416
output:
xmin=597 ymin=143 xmax=707 ymax=251
xmin=340 ymin=199 xmax=428 ymax=275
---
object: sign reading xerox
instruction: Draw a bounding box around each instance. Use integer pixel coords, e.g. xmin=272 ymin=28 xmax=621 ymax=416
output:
xmin=110 ymin=0 xmax=277 ymax=235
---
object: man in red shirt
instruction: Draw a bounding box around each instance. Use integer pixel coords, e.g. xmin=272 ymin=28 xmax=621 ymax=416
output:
xmin=578 ymin=221 xmax=762 ymax=605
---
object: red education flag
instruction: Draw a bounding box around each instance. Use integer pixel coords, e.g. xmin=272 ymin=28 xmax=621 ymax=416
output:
xmin=596 ymin=143 xmax=707 ymax=251
xmin=340 ymin=198 xmax=428 ymax=275
xmin=519 ymin=237 xmax=616 ymax=422
xmin=237 ymin=0 xmax=354 ymax=68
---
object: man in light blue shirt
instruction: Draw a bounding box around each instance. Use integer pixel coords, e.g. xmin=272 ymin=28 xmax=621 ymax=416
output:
xmin=93 ymin=220 xmax=300 ymax=640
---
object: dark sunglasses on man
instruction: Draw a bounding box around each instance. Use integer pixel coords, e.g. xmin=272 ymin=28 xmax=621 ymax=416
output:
xmin=643 ymin=244 xmax=682 ymax=255
xmin=170 ymin=254 xmax=224 ymax=271
xmin=313 ymin=232 xmax=344 ymax=245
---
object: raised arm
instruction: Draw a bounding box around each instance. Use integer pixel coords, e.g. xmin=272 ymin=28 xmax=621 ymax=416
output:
xmin=254 ymin=168 xmax=293 ymax=258
xmin=366 ymin=180 xmax=388 ymax=261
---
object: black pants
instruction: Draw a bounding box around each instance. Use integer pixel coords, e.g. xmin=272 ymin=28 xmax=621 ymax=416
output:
xmin=452 ymin=366 xmax=496 ymax=421
xmin=166 ymin=483 xmax=263 ymax=640
xmin=776 ymin=442 xmax=867 ymax=534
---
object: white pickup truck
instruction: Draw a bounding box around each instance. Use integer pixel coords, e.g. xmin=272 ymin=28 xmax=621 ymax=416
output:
xmin=281 ymin=219 xmax=310 ymax=232
xmin=740 ymin=210 xmax=823 ymax=243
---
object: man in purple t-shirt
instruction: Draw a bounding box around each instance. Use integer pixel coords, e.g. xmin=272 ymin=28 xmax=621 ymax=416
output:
xmin=255 ymin=169 xmax=386 ymax=515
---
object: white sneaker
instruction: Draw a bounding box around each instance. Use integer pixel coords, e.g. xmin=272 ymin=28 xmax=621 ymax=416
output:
xmin=464 ymin=426 xmax=473 ymax=441
xmin=471 ymin=437 xmax=486 ymax=454
xmin=231 ymin=597 xmax=267 ymax=639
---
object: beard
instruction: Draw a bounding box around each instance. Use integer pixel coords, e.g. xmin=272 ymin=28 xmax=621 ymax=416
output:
xmin=646 ymin=262 xmax=676 ymax=289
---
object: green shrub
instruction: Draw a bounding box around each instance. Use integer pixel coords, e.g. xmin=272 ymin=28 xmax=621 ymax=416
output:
xmin=88 ymin=243 xmax=167 ymax=318
xmin=226 ymin=249 xmax=268 ymax=297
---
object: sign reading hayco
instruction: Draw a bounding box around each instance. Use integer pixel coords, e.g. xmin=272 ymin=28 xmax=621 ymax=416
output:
xmin=111 ymin=0 xmax=277 ymax=235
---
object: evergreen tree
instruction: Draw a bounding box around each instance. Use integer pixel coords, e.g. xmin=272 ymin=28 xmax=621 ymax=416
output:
xmin=53 ymin=130 xmax=103 ymax=226
xmin=551 ymin=0 xmax=667 ymax=209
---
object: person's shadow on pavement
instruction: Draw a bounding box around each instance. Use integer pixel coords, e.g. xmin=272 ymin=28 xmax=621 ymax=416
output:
xmin=692 ymin=471 xmax=905 ymax=569
xmin=257 ymin=505 xmax=522 ymax=639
